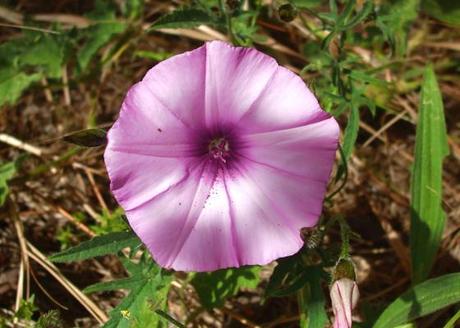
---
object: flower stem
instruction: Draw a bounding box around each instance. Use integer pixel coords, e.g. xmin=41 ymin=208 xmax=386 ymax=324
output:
xmin=219 ymin=0 xmax=237 ymax=45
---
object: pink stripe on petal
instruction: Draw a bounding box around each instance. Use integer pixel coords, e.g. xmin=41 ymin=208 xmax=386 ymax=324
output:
xmin=142 ymin=45 xmax=207 ymax=129
xmin=237 ymin=66 xmax=325 ymax=133
xmin=203 ymin=41 xmax=278 ymax=129
xmin=238 ymin=117 xmax=339 ymax=180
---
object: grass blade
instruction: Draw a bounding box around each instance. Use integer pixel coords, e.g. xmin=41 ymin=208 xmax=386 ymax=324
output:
xmin=373 ymin=273 xmax=460 ymax=328
xmin=410 ymin=65 xmax=449 ymax=284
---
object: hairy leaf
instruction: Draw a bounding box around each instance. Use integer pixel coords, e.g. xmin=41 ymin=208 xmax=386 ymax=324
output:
xmin=410 ymin=65 xmax=449 ymax=284
xmin=376 ymin=0 xmax=419 ymax=56
xmin=374 ymin=273 xmax=460 ymax=327
xmin=84 ymin=276 xmax=144 ymax=294
xmin=341 ymin=100 xmax=360 ymax=161
xmin=100 ymin=258 xmax=172 ymax=328
xmin=49 ymin=231 xmax=140 ymax=262
xmin=150 ymin=8 xmax=217 ymax=30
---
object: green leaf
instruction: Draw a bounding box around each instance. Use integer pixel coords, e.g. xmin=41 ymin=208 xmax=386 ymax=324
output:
xmin=443 ymin=307 xmax=460 ymax=328
xmin=410 ymin=65 xmax=449 ymax=284
xmin=78 ymin=0 xmax=126 ymax=72
xmin=49 ymin=231 xmax=140 ymax=263
xmin=63 ymin=128 xmax=107 ymax=147
xmin=422 ymin=0 xmax=460 ymax=26
xmin=266 ymin=253 xmax=307 ymax=298
xmin=376 ymin=0 xmax=419 ymax=56
xmin=0 ymin=68 xmax=42 ymax=107
xmin=103 ymin=270 xmax=172 ymax=328
xmin=0 ymin=161 xmax=17 ymax=206
xmin=290 ymin=0 xmax=322 ymax=9
xmin=135 ymin=50 xmax=172 ymax=61
xmin=298 ymin=266 xmax=328 ymax=328
xmin=150 ymin=8 xmax=217 ymax=30
xmin=341 ymin=101 xmax=360 ymax=161
xmin=191 ymin=266 xmax=260 ymax=309
xmin=20 ymin=34 xmax=66 ymax=79
xmin=84 ymin=276 xmax=144 ymax=294
xmin=373 ymin=273 xmax=460 ymax=328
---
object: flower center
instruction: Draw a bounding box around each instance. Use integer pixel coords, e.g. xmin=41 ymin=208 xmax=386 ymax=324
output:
xmin=208 ymin=137 xmax=230 ymax=163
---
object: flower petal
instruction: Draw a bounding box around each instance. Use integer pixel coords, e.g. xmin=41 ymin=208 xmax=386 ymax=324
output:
xmin=237 ymin=66 xmax=326 ymax=133
xmin=223 ymin=160 xmax=309 ymax=266
xmin=203 ymin=41 xmax=278 ymax=129
xmin=238 ymin=117 xmax=339 ymax=180
xmin=142 ymin=45 xmax=207 ymax=129
xmin=126 ymin=161 xmax=240 ymax=272
xmin=331 ymin=279 xmax=359 ymax=328
xmin=105 ymin=82 xmax=203 ymax=211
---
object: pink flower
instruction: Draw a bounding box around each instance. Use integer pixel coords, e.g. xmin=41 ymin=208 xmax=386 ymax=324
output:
xmin=104 ymin=41 xmax=339 ymax=272
xmin=330 ymin=279 xmax=360 ymax=328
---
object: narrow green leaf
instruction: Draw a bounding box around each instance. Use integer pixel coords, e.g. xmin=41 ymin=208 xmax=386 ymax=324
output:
xmin=154 ymin=310 xmax=185 ymax=328
xmin=341 ymin=102 xmax=360 ymax=161
xmin=63 ymin=128 xmax=107 ymax=147
xmin=84 ymin=276 xmax=144 ymax=294
xmin=78 ymin=0 xmax=126 ymax=72
xmin=191 ymin=266 xmax=260 ymax=309
xmin=0 ymin=161 xmax=17 ymax=206
xmin=374 ymin=273 xmax=460 ymax=328
xmin=49 ymin=231 xmax=140 ymax=262
xmin=298 ymin=266 xmax=328 ymax=328
xmin=290 ymin=0 xmax=322 ymax=9
xmin=376 ymin=0 xmax=419 ymax=56
xmin=150 ymin=8 xmax=216 ymax=30
xmin=443 ymin=307 xmax=460 ymax=328
xmin=422 ymin=0 xmax=460 ymax=26
xmin=410 ymin=65 xmax=449 ymax=284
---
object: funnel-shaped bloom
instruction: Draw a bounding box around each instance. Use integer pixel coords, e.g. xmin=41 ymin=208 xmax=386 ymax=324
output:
xmin=104 ymin=41 xmax=339 ymax=272
xmin=330 ymin=278 xmax=359 ymax=328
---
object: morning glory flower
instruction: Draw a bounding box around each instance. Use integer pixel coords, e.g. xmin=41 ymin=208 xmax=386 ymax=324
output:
xmin=104 ymin=41 xmax=339 ymax=272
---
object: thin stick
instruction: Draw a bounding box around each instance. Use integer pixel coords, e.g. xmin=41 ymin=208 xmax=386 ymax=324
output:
xmin=41 ymin=78 xmax=53 ymax=103
xmin=27 ymin=242 xmax=108 ymax=323
xmin=29 ymin=267 xmax=69 ymax=310
xmin=0 ymin=22 xmax=60 ymax=34
xmin=85 ymin=169 xmax=109 ymax=213
xmin=10 ymin=200 xmax=31 ymax=305
xmin=56 ymin=207 xmax=96 ymax=238
xmin=363 ymin=109 xmax=409 ymax=147
xmin=0 ymin=133 xmax=44 ymax=157
xmin=62 ymin=65 xmax=71 ymax=106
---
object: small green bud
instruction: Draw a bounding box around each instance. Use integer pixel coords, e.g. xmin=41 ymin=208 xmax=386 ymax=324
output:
xmin=278 ymin=3 xmax=298 ymax=22
xmin=333 ymin=258 xmax=356 ymax=281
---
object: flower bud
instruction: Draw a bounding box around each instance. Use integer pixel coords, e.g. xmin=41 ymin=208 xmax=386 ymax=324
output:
xmin=333 ymin=258 xmax=356 ymax=281
xmin=278 ymin=3 xmax=298 ymax=22
xmin=330 ymin=278 xmax=359 ymax=328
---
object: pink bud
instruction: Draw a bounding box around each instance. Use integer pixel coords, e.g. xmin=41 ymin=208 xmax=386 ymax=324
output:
xmin=330 ymin=278 xmax=359 ymax=328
